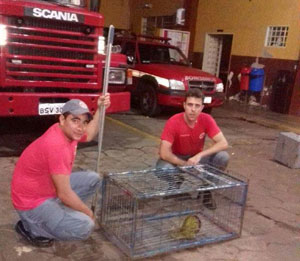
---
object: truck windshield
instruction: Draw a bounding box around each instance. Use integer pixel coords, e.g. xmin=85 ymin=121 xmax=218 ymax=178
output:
xmin=139 ymin=43 xmax=189 ymax=66
xmin=40 ymin=0 xmax=86 ymax=7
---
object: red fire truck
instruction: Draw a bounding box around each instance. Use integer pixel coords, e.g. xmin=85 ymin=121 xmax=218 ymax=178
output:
xmin=0 ymin=0 xmax=130 ymax=117
xmin=116 ymin=34 xmax=225 ymax=116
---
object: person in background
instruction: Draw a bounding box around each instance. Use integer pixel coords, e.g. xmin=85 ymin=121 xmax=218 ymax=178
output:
xmin=11 ymin=95 xmax=110 ymax=247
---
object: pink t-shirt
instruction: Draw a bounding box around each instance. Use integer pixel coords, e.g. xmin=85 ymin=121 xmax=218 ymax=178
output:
xmin=11 ymin=123 xmax=85 ymax=210
xmin=161 ymin=112 xmax=220 ymax=156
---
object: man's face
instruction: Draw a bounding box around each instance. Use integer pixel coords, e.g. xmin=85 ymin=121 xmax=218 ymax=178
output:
xmin=183 ymin=97 xmax=204 ymax=123
xmin=59 ymin=113 xmax=89 ymax=141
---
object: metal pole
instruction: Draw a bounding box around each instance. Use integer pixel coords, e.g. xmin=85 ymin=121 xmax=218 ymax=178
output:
xmin=91 ymin=25 xmax=115 ymax=214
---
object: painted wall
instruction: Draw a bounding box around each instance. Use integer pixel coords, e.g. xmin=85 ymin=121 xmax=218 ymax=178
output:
xmin=129 ymin=0 xmax=183 ymax=33
xmin=99 ymin=0 xmax=131 ymax=29
xmin=194 ymin=0 xmax=300 ymax=60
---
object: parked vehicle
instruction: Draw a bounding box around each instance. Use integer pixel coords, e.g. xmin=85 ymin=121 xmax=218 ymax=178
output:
xmin=115 ymin=34 xmax=225 ymax=116
xmin=0 ymin=0 xmax=130 ymax=117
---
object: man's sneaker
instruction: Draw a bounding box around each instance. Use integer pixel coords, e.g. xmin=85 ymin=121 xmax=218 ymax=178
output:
xmin=15 ymin=220 xmax=54 ymax=247
xmin=198 ymin=191 xmax=217 ymax=210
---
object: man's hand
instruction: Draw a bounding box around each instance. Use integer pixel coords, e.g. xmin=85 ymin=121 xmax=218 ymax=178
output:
xmin=98 ymin=93 xmax=111 ymax=109
xmin=52 ymin=174 xmax=95 ymax=220
xmin=85 ymin=93 xmax=111 ymax=142
xmin=86 ymin=208 xmax=95 ymax=221
xmin=159 ymin=140 xmax=187 ymax=166
xmin=187 ymin=154 xmax=202 ymax=166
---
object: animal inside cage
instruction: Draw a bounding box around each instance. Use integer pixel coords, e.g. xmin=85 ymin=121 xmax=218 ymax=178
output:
xmin=99 ymin=165 xmax=248 ymax=259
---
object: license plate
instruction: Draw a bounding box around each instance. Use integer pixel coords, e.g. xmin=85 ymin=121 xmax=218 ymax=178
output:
xmin=39 ymin=103 xmax=65 ymax=115
xmin=204 ymin=96 xmax=212 ymax=104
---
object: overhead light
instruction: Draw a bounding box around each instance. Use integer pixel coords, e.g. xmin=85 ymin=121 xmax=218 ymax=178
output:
xmin=142 ymin=3 xmax=153 ymax=9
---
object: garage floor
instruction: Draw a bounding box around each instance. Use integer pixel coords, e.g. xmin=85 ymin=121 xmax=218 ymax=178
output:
xmin=0 ymin=101 xmax=299 ymax=261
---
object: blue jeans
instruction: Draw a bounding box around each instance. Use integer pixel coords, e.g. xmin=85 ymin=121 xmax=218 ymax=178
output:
xmin=155 ymin=151 xmax=229 ymax=189
xmin=156 ymin=151 xmax=230 ymax=170
xmin=16 ymin=171 xmax=101 ymax=241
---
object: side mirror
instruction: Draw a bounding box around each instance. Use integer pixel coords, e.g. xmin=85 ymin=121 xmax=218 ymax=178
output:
xmin=127 ymin=56 xmax=135 ymax=65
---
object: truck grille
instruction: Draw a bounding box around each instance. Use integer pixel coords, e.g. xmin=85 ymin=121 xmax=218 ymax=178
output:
xmin=188 ymin=81 xmax=215 ymax=92
xmin=5 ymin=17 xmax=99 ymax=89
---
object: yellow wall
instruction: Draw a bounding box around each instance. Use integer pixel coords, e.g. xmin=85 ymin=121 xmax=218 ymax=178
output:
xmin=99 ymin=0 xmax=183 ymax=32
xmin=194 ymin=0 xmax=300 ymax=60
xmin=100 ymin=0 xmax=131 ymax=29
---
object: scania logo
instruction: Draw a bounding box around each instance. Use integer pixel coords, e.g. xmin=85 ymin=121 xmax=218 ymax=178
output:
xmin=24 ymin=7 xmax=84 ymax=23
xmin=33 ymin=8 xmax=78 ymax=22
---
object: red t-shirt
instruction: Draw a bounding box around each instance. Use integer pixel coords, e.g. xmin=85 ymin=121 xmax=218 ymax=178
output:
xmin=161 ymin=112 xmax=220 ymax=156
xmin=11 ymin=123 xmax=85 ymax=210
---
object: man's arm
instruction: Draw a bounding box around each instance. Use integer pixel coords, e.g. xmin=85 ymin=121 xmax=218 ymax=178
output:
xmin=187 ymin=132 xmax=228 ymax=165
xmin=159 ymin=140 xmax=187 ymax=166
xmin=85 ymin=93 xmax=111 ymax=142
xmin=51 ymin=174 xmax=94 ymax=220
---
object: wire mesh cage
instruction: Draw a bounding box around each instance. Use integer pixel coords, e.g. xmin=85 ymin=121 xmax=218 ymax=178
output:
xmin=99 ymin=165 xmax=248 ymax=259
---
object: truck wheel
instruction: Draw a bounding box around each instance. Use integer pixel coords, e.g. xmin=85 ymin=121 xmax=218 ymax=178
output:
xmin=139 ymin=84 xmax=160 ymax=117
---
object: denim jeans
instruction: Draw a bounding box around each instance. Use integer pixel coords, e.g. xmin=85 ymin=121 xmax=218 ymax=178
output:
xmin=156 ymin=151 xmax=230 ymax=170
xmin=16 ymin=171 xmax=101 ymax=241
xmin=155 ymin=151 xmax=229 ymax=189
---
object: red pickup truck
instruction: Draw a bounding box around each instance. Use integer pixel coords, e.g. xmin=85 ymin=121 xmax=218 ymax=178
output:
xmin=115 ymin=34 xmax=225 ymax=116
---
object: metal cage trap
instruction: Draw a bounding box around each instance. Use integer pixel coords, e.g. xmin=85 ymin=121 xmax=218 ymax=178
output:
xmin=99 ymin=165 xmax=248 ymax=259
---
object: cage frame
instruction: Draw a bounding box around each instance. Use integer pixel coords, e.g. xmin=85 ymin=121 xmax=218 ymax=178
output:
xmin=99 ymin=165 xmax=248 ymax=259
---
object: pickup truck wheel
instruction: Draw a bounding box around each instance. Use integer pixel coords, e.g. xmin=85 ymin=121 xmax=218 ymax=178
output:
xmin=139 ymin=85 xmax=160 ymax=117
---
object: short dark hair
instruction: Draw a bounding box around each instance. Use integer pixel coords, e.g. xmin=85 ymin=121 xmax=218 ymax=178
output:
xmin=185 ymin=88 xmax=204 ymax=102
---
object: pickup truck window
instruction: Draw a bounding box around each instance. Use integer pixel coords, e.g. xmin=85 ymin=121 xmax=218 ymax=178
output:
xmin=138 ymin=44 xmax=189 ymax=66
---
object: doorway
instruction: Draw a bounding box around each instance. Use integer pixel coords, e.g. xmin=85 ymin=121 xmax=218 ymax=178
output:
xmin=202 ymin=33 xmax=233 ymax=87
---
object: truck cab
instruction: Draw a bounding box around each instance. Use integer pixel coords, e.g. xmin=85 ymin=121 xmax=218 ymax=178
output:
xmin=116 ymin=34 xmax=224 ymax=116
xmin=0 ymin=0 xmax=130 ymax=117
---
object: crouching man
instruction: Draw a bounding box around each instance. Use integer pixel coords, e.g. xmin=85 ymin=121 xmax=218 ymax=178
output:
xmin=156 ymin=89 xmax=229 ymax=209
xmin=11 ymin=95 xmax=110 ymax=247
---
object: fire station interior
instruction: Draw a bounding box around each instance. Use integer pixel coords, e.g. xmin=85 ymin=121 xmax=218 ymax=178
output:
xmin=98 ymin=0 xmax=300 ymax=116
xmin=100 ymin=1 xmax=233 ymax=101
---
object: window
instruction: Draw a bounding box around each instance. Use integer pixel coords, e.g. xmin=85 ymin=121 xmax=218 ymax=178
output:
xmin=138 ymin=44 xmax=188 ymax=65
xmin=265 ymin=26 xmax=289 ymax=47
xmin=141 ymin=15 xmax=176 ymax=35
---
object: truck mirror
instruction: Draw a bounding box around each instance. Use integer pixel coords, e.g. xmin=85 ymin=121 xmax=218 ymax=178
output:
xmin=127 ymin=56 xmax=135 ymax=64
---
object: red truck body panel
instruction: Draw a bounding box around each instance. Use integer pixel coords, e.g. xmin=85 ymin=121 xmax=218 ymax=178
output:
xmin=0 ymin=0 xmax=130 ymax=117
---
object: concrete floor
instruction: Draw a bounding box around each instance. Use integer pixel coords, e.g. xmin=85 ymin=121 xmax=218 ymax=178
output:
xmin=0 ymin=101 xmax=299 ymax=261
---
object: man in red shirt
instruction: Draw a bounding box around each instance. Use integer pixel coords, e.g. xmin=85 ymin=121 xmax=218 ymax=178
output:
xmin=11 ymin=95 xmax=110 ymax=247
xmin=157 ymin=89 xmax=229 ymax=208
xmin=157 ymin=88 xmax=228 ymax=169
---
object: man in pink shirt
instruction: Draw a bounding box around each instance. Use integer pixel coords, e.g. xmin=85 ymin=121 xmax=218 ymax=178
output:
xmin=157 ymin=89 xmax=229 ymax=209
xmin=11 ymin=95 xmax=110 ymax=247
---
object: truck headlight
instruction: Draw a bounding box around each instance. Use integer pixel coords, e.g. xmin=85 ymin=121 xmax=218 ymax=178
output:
xmin=109 ymin=68 xmax=126 ymax=84
xmin=169 ymin=79 xmax=185 ymax=90
xmin=0 ymin=24 xmax=7 ymax=46
xmin=216 ymin=82 xmax=224 ymax=92
xmin=98 ymin=36 xmax=105 ymax=54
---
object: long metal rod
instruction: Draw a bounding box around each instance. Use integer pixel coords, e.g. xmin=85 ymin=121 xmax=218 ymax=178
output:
xmin=91 ymin=25 xmax=115 ymax=214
